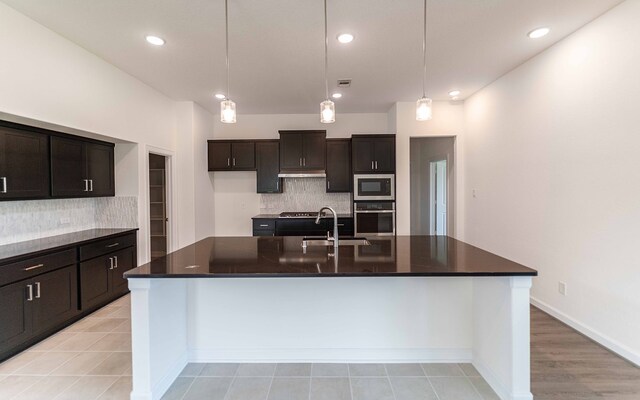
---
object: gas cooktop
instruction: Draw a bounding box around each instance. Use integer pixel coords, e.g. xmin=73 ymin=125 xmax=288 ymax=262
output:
xmin=279 ymin=212 xmax=325 ymax=218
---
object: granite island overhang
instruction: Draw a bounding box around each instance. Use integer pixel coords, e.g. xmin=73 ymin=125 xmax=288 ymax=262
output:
xmin=125 ymin=236 xmax=537 ymax=400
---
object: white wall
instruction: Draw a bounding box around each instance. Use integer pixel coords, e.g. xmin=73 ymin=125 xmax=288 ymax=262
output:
xmin=0 ymin=3 xmax=213 ymax=263
xmin=463 ymin=0 xmax=640 ymax=364
xmin=211 ymin=113 xmax=388 ymax=236
xmin=391 ymin=101 xmax=465 ymax=236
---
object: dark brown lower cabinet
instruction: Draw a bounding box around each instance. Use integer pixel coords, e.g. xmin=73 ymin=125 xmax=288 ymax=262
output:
xmin=0 ymin=265 xmax=78 ymax=358
xmin=80 ymin=245 xmax=137 ymax=311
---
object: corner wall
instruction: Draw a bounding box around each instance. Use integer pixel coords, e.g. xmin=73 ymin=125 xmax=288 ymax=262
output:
xmin=463 ymin=0 xmax=640 ymax=364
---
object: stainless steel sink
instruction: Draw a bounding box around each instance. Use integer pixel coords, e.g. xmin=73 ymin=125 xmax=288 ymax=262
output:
xmin=302 ymin=237 xmax=371 ymax=247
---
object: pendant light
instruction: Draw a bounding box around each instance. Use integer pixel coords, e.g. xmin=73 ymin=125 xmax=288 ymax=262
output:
xmin=220 ymin=0 xmax=236 ymax=123
xmin=320 ymin=0 xmax=335 ymax=123
xmin=416 ymin=0 xmax=432 ymax=121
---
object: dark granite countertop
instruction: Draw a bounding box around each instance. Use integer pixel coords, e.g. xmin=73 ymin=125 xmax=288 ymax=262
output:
xmin=253 ymin=214 xmax=354 ymax=219
xmin=0 ymin=228 xmax=139 ymax=265
xmin=125 ymin=236 xmax=537 ymax=278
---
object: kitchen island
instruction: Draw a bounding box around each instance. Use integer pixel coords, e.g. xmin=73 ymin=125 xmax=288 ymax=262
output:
xmin=125 ymin=236 xmax=536 ymax=400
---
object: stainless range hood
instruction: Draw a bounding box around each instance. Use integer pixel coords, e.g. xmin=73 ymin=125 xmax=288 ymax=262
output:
xmin=278 ymin=170 xmax=326 ymax=178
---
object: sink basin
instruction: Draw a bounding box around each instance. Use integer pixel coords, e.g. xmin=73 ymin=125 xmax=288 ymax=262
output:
xmin=302 ymin=237 xmax=371 ymax=247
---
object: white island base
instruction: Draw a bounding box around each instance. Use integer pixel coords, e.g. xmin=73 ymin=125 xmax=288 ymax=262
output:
xmin=128 ymin=276 xmax=533 ymax=400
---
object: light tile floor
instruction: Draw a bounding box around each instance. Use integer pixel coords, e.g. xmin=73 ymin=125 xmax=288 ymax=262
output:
xmin=0 ymin=293 xmax=499 ymax=400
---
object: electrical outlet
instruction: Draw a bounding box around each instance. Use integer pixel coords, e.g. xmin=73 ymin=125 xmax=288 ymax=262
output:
xmin=558 ymin=282 xmax=567 ymax=296
xmin=60 ymin=217 xmax=71 ymax=225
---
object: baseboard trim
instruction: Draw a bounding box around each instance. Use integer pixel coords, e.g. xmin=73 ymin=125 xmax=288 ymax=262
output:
xmin=188 ymin=347 xmax=472 ymax=363
xmin=530 ymin=297 xmax=640 ymax=367
xmin=473 ymin=358 xmax=532 ymax=400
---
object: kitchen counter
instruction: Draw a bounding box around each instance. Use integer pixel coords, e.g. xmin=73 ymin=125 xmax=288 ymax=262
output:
xmin=125 ymin=235 xmax=536 ymax=278
xmin=127 ymin=235 xmax=536 ymax=400
xmin=0 ymin=228 xmax=139 ymax=265
xmin=252 ymin=213 xmax=354 ymax=219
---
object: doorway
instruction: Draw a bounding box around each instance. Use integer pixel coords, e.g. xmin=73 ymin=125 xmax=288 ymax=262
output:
xmin=409 ymin=136 xmax=455 ymax=236
xmin=430 ymin=160 xmax=447 ymax=235
xmin=149 ymin=154 xmax=168 ymax=260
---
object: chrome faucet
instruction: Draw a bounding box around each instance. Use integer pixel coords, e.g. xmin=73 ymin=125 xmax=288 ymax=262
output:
xmin=315 ymin=206 xmax=339 ymax=248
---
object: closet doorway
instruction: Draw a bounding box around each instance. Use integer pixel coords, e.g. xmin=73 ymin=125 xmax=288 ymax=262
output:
xmin=149 ymin=153 xmax=169 ymax=260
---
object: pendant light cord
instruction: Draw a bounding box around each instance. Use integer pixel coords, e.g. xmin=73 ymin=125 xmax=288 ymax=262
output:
xmin=324 ymin=0 xmax=329 ymax=101
xmin=225 ymin=0 xmax=230 ymax=100
xmin=422 ymin=0 xmax=427 ymax=98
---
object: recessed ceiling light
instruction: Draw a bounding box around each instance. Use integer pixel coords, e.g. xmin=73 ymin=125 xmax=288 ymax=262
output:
xmin=337 ymin=33 xmax=354 ymax=44
xmin=448 ymin=90 xmax=461 ymax=97
xmin=528 ymin=27 xmax=550 ymax=39
xmin=332 ymin=93 xmax=342 ymax=99
xmin=145 ymin=35 xmax=165 ymax=46
xmin=214 ymin=93 xmax=226 ymax=99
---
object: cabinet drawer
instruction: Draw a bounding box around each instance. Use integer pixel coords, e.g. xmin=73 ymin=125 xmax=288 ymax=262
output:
xmin=79 ymin=233 xmax=136 ymax=261
xmin=0 ymin=249 xmax=76 ymax=288
xmin=252 ymin=219 xmax=276 ymax=231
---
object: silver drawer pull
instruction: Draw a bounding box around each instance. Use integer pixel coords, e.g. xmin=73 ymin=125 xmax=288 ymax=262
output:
xmin=106 ymin=242 xmax=120 ymax=248
xmin=259 ymin=224 xmax=269 ymax=227
xmin=23 ymin=263 xmax=44 ymax=271
xmin=114 ymin=256 xmax=118 ymax=269
xmin=0 ymin=177 xmax=7 ymax=193
xmin=26 ymin=284 xmax=33 ymax=301
xmin=109 ymin=257 xmax=114 ymax=270
xmin=35 ymin=282 xmax=41 ymax=299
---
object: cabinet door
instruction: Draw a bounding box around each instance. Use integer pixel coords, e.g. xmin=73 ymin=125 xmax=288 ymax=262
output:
xmin=302 ymin=132 xmax=326 ymax=169
xmin=279 ymin=133 xmax=304 ymax=170
xmin=110 ymin=246 xmax=136 ymax=298
xmin=326 ymin=140 xmax=351 ymax=192
xmin=207 ymin=142 xmax=232 ymax=171
xmin=373 ymin=138 xmax=396 ymax=172
xmin=0 ymin=127 xmax=49 ymax=200
xmin=231 ymin=142 xmax=255 ymax=170
xmin=0 ymin=280 xmax=32 ymax=356
xmin=79 ymin=255 xmax=112 ymax=310
xmin=352 ymin=138 xmax=375 ymax=173
xmin=256 ymin=141 xmax=282 ymax=193
xmin=32 ymin=265 xmax=78 ymax=335
xmin=86 ymin=142 xmax=115 ymax=197
xmin=51 ymin=136 xmax=87 ymax=197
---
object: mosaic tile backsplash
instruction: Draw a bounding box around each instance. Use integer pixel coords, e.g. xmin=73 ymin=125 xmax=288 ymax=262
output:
xmin=260 ymin=178 xmax=351 ymax=214
xmin=0 ymin=197 xmax=137 ymax=245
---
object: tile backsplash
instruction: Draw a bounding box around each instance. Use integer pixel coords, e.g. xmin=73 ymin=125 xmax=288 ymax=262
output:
xmin=0 ymin=196 xmax=138 ymax=245
xmin=260 ymin=178 xmax=351 ymax=214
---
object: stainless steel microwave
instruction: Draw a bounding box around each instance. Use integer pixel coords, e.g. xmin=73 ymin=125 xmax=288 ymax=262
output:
xmin=353 ymin=174 xmax=395 ymax=201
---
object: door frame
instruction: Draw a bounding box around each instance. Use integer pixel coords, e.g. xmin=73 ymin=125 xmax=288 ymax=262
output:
xmin=145 ymin=146 xmax=177 ymax=263
xmin=429 ymin=159 xmax=447 ymax=235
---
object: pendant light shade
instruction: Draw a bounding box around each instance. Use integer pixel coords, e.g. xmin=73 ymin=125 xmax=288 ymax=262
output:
xmin=221 ymin=99 xmax=236 ymax=124
xmin=416 ymin=0 xmax=432 ymax=121
xmin=320 ymin=0 xmax=335 ymax=123
xmin=220 ymin=0 xmax=236 ymax=123
xmin=416 ymin=97 xmax=432 ymax=121
xmin=320 ymin=100 xmax=335 ymax=124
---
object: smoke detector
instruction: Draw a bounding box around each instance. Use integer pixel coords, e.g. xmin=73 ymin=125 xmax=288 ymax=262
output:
xmin=337 ymin=79 xmax=351 ymax=88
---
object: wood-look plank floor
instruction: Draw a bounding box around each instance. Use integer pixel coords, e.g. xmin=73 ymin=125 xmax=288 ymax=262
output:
xmin=531 ymin=306 xmax=640 ymax=399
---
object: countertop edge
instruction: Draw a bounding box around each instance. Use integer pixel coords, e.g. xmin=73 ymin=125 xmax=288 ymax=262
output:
xmin=125 ymin=271 xmax=538 ymax=279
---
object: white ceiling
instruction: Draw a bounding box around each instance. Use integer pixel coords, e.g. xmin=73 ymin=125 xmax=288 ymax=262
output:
xmin=2 ymin=0 xmax=623 ymax=115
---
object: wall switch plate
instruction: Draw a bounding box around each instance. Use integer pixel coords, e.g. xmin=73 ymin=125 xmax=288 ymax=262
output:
xmin=558 ymin=282 xmax=567 ymax=296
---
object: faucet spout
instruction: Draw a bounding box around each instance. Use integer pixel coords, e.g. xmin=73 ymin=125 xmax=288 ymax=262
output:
xmin=315 ymin=206 xmax=339 ymax=249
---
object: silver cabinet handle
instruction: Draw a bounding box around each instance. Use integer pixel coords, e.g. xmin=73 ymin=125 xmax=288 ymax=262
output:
xmin=303 ymin=158 xmax=306 ymax=166
xmin=106 ymin=242 xmax=119 ymax=248
xmin=0 ymin=177 xmax=7 ymax=193
xmin=375 ymin=161 xmax=378 ymax=170
xmin=371 ymin=161 xmax=374 ymax=170
xmin=84 ymin=179 xmax=89 ymax=192
xmin=276 ymin=180 xmax=279 ymax=190
xmin=227 ymin=158 xmax=230 ymax=167
xmin=327 ymin=181 xmax=331 ymax=190
xmin=233 ymin=158 xmax=236 ymax=167
xmin=299 ymin=158 xmax=303 ymax=166
xmin=109 ymin=257 xmax=114 ymax=270
xmin=23 ymin=263 xmax=44 ymax=271
xmin=26 ymin=284 xmax=33 ymax=301
xmin=114 ymin=256 xmax=118 ymax=269
xmin=259 ymin=224 xmax=269 ymax=227
xmin=35 ymin=282 xmax=41 ymax=299
xmin=89 ymin=179 xmax=93 ymax=192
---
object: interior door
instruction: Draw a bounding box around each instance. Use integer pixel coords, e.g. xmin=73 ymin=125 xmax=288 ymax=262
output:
xmin=0 ymin=127 xmax=50 ymax=199
xmin=32 ymin=265 xmax=78 ymax=335
xmin=86 ymin=142 xmax=115 ymax=196
xmin=430 ymin=160 xmax=447 ymax=236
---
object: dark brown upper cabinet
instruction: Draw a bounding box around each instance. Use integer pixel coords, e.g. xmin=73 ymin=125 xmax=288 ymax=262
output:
xmin=256 ymin=140 xmax=282 ymax=193
xmin=279 ymin=130 xmax=326 ymax=172
xmin=50 ymin=137 xmax=115 ymax=198
xmin=0 ymin=125 xmax=50 ymax=200
xmin=207 ymin=140 xmax=255 ymax=171
xmin=325 ymin=139 xmax=351 ymax=193
xmin=352 ymin=134 xmax=395 ymax=173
